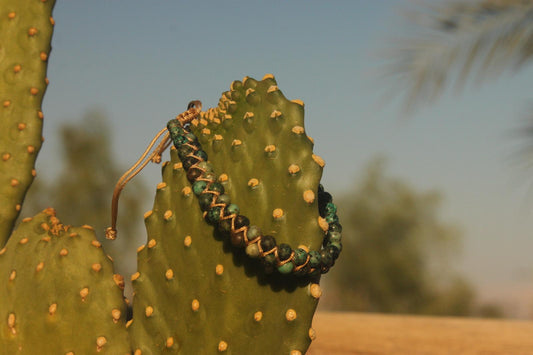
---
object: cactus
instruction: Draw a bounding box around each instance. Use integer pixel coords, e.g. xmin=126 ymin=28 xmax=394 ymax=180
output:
xmin=0 ymin=1 xmax=340 ymax=352
xmin=0 ymin=208 xmax=131 ymax=354
xmin=129 ymin=75 xmax=328 ymax=354
xmin=0 ymin=0 xmax=56 ymax=247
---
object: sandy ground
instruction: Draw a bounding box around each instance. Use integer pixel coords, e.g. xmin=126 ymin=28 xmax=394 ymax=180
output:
xmin=307 ymin=312 xmax=533 ymax=354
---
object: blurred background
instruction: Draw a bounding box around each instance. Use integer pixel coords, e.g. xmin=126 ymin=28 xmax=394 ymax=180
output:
xmin=20 ymin=1 xmax=533 ymax=319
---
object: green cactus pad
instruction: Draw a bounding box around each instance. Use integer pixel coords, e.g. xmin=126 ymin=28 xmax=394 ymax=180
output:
xmin=0 ymin=0 xmax=56 ymax=247
xmin=130 ymin=75 xmax=325 ymax=354
xmin=0 ymin=209 xmax=130 ymax=354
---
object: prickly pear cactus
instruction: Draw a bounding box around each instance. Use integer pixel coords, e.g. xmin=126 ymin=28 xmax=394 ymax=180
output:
xmin=0 ymin=0 xmax=56 ymax=247
xmin=130 ymin=75 xmax=326 ymax=354
xmin=0 ymin=209 xmax=131 ymax=354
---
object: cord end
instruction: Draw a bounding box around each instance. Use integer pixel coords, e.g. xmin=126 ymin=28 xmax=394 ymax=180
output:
xmin=105 ymin=227 xmax=117 ymax=240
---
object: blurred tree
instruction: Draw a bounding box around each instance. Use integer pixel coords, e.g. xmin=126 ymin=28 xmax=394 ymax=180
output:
xmin=20 ymin=110 xmax=148 ymax=298
xmin=322 ymin=158 xmax=503 ymax=317
xmin=385 ymin=0 xmax=533 ymax=111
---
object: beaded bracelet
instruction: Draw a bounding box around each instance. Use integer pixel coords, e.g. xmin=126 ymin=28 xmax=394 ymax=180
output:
xmin=166 ymin=109 xmax=343 ymax=276
xmin=106 ymin=102 xmax=342 ymax=276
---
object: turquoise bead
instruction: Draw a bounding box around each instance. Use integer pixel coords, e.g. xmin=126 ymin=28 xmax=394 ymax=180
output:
xmin=225 ymin=203 xmax=240 ymax=216
xmin=206 ymin=206 xmax=222 ymax=224
xmin=293 ymin=248 xmax=308 ymax=266
xmin=192 ymin=180 xmax=207 ymax=195
xmin=325 ymin=202 xmax=337 ymax=216
xmin=325 ymin=213 xmax=339 ymax=224
xmin=277 ymin=261 xmax=294 ymax=274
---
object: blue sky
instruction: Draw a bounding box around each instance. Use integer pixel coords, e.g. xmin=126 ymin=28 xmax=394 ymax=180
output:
xmin=39 ymin=1 xmax=533 ymax=317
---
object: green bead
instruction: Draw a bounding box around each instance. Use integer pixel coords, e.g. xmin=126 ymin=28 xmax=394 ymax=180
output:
xmin=178 ymin=144 xmax=195 ymax=159
xmin=262 ymin=253 xmax=276 ymax=266
xmin=293 ymin=248 xmax=308 ymax=266
xmin=216 ymin=194 xmax=231 ymax=205
xmin=320 ymin=249 xmax=333 ymax=267
xmin=247 ymin=225 xmax=261 ymax=241
xmin=325 ymin=213 xmax=339 ymax=224
xmin=325 ymin=202 xmax=337 ymax=216
xmin=277 ymin=243 xmax=292 ymax=261
xmin=209 ymin=182 xmax=225 ymax=194
xmin=206 ymin=207 xmax=222 ymax=224
xmin=173 ymin=135 xmax=188 ymax=147
xmin=192 ymin=181 xmax=207 ymax=195
xmin=309 ymin=251 xmax=321 ymax=268
xmin=198 ymin=193 xmax=214 ymax=211
xmin=218 ymin=219 xmax=232 ymax=234
xmin=197 ymin=161 xmax=214 ymax=173
xmin=277 ymin=261 xmax=294 ymax=274
xmin=245 ymin=243 xmax=260 ymax=258
xmin=327 ymin=231 xmax=342 ymax=243
xmin=224 ymin=204 xmax=240 ymax=216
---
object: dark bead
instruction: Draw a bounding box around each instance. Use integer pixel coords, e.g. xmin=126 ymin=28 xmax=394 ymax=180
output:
xmin=261 ymin=253 xmax=276 ymax=266
xmin=327 ymin=231 xmax=342 ymax=244
xmin=198 ymin=193 xmax=215 ymax=211
xmin=320 ymin=265 xmax=330 ymax=274
xmin=326 ymin=244 xmax=341 ymax=260
xmin=205 ymin=207 xmax=222 ymax=225
xmin=328 ymin=222 xmax=342 ymax=233
xmin=178 ymin=144 xmax=195 ymax=159
xmin=216 ymin=194 xmax=231 ymax=205
xmin=187 ymin=168 xmax=202 ymax=182
xmin=260 ymin=235 xmax=276 ymax=252
xmin=182 ymin=156 xmax=198 ymax=170
xmin=234 ymin=215 xmax=250 ymax=229
xmin=320 ymin=249 xmax=333 ymax=267
xmin=318 ymin=191 xmax=332 ymax=204
xmin=293 ymin=248 xmax=308 ymax=266
xmin=309 ymin=251 xmax=321 ymax=268
xmin=318 ymin=184 xmax=325 ymax=194
xmin=194 ymin=149 xmax=208 ymax=161
xmin=230 ymin=231 xmax=244 ymax=247
xmin=318 ymin=191 xmax=332 ymax=216
xmin=277 ymin=243 xmax=292 ymax=261
xmin=218 ymin=218 xmax=232 ymax=234
xmin=294 ymin=263 xmax=310 ymax=276
xmin=208 ymin=182 xmax=225 ymax=195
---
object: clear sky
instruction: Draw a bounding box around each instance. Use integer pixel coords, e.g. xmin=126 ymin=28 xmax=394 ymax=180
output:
xmin=39 ymin=1 xmax=533 ymax=317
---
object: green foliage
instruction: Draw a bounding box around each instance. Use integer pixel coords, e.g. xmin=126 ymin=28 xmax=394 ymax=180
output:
xmin=0 ymin=0 xmax=56 ymax=246
xmin=323 ymin=158 xmax=503 ymax=317
xmin=129 ymin=76 xmax=324 ymax=354
xmin=0 ymin=209 xmax=130 ymax=354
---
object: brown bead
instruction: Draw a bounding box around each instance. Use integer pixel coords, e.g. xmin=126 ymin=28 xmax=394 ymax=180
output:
xmin=230 ymin=231 xmax=244 ymax=247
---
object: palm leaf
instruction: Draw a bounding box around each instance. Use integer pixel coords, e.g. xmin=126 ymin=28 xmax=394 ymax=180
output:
xmin=385 ymin=0 xmax=533 ymax=110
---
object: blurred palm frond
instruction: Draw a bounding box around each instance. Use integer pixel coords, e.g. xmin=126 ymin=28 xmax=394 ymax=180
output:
xmin=385 ymin=0 xmax=533 ymax=110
